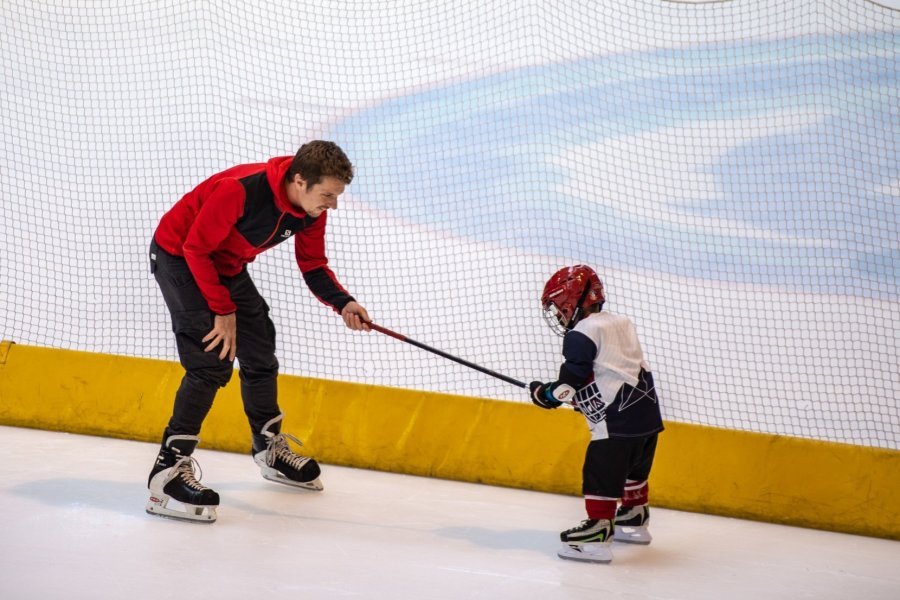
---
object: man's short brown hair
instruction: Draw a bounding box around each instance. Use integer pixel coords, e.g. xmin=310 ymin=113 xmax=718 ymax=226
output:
xmin=287 ymin=140 xmax=354 ymax=187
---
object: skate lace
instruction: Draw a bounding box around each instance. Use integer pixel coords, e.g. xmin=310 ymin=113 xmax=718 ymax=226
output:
xmin=173 ymin=455 xmax=207 ymax=491
xmin=266 ymin=433 xmax=308 ymax=469
xmin=563 ymin=519 xmax=595 ymax=535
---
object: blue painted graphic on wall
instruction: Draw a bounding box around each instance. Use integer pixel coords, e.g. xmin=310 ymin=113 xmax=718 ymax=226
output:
xmin=329 ymin=33 xmax=899 ymax=298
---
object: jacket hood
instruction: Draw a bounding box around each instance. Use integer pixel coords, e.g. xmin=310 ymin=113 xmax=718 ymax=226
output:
xmin=266 ymin=156 xmax=307 ymax=217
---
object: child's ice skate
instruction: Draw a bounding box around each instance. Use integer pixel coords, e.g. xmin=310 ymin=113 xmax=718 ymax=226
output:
xmin=557 ymin=519 xmax=614 ymax=563
xmin=614 ymin=504 xmax=652 ymax=544
xmin=252 ymin=414 xmax=323 ymax=491
xmin=146 ymin=434 xmax=219 ymax=523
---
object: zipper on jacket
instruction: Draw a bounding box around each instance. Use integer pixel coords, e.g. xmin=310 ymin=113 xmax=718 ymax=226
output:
xmin=257 ymin=211 xmax=288 ymax=248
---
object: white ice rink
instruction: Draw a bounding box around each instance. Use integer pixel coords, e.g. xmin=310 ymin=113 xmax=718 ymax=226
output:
xmin=1 ymin=425 xmax=897 ymax=600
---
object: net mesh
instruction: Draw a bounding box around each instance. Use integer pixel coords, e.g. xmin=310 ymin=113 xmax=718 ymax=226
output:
xmin=1 ymin=0 xmax=898 ymax=449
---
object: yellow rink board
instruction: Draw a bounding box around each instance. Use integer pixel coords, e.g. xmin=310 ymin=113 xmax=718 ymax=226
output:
xmin=1 ymin=341 xmax=897 ymax=540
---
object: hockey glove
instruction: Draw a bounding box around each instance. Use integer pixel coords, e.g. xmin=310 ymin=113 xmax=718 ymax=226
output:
xmin=530 ymin=381 xmax=572 ymax=409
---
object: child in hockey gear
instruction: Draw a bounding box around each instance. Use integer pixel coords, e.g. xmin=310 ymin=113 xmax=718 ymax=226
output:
xmin=530 ymin=265 xmax=663 ymax=563
xmin=146 ymin=434 xmax=219 ymax=523
xmin=147 ymin=142 xmax=371 ymax=520
xmin=253 ymin=414 xmax=323 ymax=491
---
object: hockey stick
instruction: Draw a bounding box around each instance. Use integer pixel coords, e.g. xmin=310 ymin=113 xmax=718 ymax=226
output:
xmin=365 ymin=321 xmax=527 ymax=389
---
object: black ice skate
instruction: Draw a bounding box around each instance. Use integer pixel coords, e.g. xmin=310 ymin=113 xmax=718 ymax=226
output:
xmin=614 ymin=504 xmax=652 ymax=544
xmin=146 ymin=434 xmax=219 ymax=523
xmin=252 ymin=414 xmax=323 ymax=491
xmin=557 ymin=519 xmax=614 ymax=563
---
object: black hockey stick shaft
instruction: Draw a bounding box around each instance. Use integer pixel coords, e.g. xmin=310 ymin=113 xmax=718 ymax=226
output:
xmin=366 ymin=321 xmax=527 ymax=389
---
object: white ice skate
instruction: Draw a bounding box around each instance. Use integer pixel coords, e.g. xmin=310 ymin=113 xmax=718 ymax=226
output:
xmin=146 ymin=435 xmax=219 ymax=523
xmin=557 ymin=519 xmax=614 ymax=564
xmin=146 ymin=486 xmax=217 ymax=523
xmin=557 ymin=541 xmax=614 ymax=564
xmin=614 ymin=505 xmax=652 ymax=544
xmin=253 ymin=415 xmax=323 ymax=491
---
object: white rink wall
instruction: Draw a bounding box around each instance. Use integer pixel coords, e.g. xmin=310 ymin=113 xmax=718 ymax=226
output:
xmin=1 ymin=0 xmax=898 ymax=448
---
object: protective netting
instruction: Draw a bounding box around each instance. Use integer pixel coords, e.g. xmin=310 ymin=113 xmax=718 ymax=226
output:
xmin=1 ymin=0 xmax=898 ymax=448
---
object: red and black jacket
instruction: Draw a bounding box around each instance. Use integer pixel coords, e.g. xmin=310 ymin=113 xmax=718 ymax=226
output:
xmin=153 ymin=156 xmax=353 ymax=315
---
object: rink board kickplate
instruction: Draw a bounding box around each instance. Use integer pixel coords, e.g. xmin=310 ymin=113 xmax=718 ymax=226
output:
xmin=0 ymin=343 xmax=898 ymax=540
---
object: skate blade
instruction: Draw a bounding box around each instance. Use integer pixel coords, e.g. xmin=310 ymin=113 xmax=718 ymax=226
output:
xmin=146 ymin=496 xmax=217 ymax=523
xmin=261 ymin=472 xmax=324 ymax=491
xmin=557 ymin=542 xmax=613 ymax=564
xmin=614 ymin=526 xmax=652 ymax=545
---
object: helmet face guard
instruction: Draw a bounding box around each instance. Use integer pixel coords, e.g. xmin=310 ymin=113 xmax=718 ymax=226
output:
xmin=541 ymin=300 xmax=571 ymax=336
xmin=540 ymin=265 xmax=605 ymax=336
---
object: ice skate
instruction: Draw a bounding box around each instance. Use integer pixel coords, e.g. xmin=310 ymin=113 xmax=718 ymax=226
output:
xmin=614 ymin=504 xmax=652 ymax=544
xmin=557 ymin=519 xmax=614 ymax=564
xmin=253 ymin=414 xmax=323 ymax=491
xmin=146 ymin=434 xmax=219 ymax=523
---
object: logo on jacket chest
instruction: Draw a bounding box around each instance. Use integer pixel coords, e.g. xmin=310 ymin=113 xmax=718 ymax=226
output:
xmin=281 ymin=229 xmax=292 ymax=238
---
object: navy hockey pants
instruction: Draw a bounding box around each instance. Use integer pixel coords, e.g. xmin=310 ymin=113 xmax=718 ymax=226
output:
xmin=582 ymin=433 xmax=659 ymax=499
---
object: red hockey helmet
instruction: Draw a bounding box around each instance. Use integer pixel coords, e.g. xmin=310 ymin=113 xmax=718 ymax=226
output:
xmin=540 ymin=265 xmax=605 ymax=335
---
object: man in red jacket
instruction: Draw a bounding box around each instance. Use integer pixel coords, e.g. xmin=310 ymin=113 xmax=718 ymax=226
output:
xmin=145 ymin=140 xmax=371 ymax=523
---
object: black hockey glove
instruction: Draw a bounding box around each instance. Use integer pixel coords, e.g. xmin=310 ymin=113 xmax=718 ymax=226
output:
xmin=530 ymin=381 xmax=563 ymax=409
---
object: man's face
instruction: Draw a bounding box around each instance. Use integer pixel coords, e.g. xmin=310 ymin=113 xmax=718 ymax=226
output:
xmin=286 ymin=174 xmax=345 ymax=217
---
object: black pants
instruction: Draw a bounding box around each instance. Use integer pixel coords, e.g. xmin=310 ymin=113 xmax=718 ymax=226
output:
xmin=150 ymin=239 xmax=281 ymax=441
xmin=582 ymin=433 xmax=659 ymax=498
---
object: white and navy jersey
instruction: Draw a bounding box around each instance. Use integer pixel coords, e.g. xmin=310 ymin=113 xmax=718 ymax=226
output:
xmin=559 ymin=311 xmax=663 ymax=440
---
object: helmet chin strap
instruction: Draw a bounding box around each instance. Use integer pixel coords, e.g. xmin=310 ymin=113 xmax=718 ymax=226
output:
xmin=565 ymin=280 xmax=593 ymax=331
